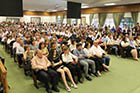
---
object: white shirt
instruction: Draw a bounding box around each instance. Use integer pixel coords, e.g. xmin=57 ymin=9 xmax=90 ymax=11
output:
xmin=83 ymin=48 xmax=95 ymax=56
xmin=7 ymin=38 xmax=15 ymax=44
xmin=69 ymin=44 xmax=76 ymax=51
xmin=121 ymin=41 xmax=129 ymax=46
xmin=91 ymin=45 xmax=105 ymax=56
xmin=16 ymin=45 xmax=25 ymax=54
xmin=62 ymin=52 xmax=77 ymax=64
xmin=60 ymin=32 xmax=65 ymax=36
xmin=13 ymin=42 xmax=20 ymax=49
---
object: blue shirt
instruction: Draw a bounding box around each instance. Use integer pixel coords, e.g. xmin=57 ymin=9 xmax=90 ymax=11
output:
xmin=73 ymin=49 xmax=87 ymax=60
xmin=128 ymin=40 xmax=136 ymax=48
xmin=102 ymin=37 xmax=108 ymax=43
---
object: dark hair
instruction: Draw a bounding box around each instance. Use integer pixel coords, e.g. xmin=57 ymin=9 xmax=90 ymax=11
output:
xmin=122 ymin=37 xmax=127 ymax=42
xmin=71 ymin=39 xmax=76 ymax=44
xmin=48 ymin=48 xmax=59 ymax=61
xmin=39 ymin=42 xmax=45 ymax=49
xmin=84 ymin=42 xmax=90 ymax=48
xmin=51 ymin=41 xmax=56 ymax=48
xmin=96 ymin=35 xmax=100 ymax=39
xmin=76 ymin=43 xmax=82 ymax=48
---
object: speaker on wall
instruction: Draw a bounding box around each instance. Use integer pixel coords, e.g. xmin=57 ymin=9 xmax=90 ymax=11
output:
xmin=67 ymin=1 xmax=81 ymax=19
xmin=0 ymin=0 xmax=23 ymax=17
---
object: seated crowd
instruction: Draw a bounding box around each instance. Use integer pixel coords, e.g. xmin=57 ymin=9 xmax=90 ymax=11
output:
xmin=0 ymin=21 xmax=140 ymax=93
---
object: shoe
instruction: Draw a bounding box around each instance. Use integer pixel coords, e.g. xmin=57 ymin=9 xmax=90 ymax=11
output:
xmin=78 ymin=79 xmax=83 ymax=83
xmin=24 ymin=72 xmax=28 ymax=76
xmin=71 ymin=84 xmax=78 ymax=89
xmin=85 ymin=76 xmax=92 ymax=81
xmin=74 ymin=80 xmax=78 ymax=84
xmin=18 ymin=65 xmax=22 ymax=68
xmin=97 ymin=71 xmax=102 ymax=76
xmin=46 ymin=89 xmax=52 ymax=93
xmin=92 ymin=73 xmax=98 ymax=77
xmin=52 ymin=87 xmax=60 ymax=92
xmin=66 ymin=87 xmax=71 ymax=92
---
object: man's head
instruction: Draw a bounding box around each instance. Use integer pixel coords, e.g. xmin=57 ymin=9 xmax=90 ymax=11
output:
xmin=19 ymin=40 xmax=24 ymax=46
xmin=93 ymin=40 xmax=99 ymax=47
xmin=63 ymin=46 xmax=69 ymax=54
xmin=16 ymin=37 xmax=20 ymax=43
xmin=36 ymin=49 xmax=43 ymax=58
xmin=76 ymin=43 xmax=82 ymax=50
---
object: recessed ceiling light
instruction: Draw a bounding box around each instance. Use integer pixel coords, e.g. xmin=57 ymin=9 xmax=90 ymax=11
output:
xmin=64 ymin=8 xmax=67 ymax=10
xmin=28 ymin=9 xmax=36 ymax=11
xmin=51 ymin=10 xmax=57 ymax=12
xmin=82 ymin=5 xmax=89 ymax=8
xmin=104 ymin=3 xmax=116 ymax=6
xmin=82 ymin=3 xmax=88 ymax=6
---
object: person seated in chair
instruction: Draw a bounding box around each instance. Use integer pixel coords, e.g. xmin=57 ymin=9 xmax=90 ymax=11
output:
xmin=48 ymin=48 xmax=77 ymax=92
xmin=16 ymin=40 xmax=25 ymax=68
xmin=23 ymin=45 xmax=35 ymax=76
xmin=73 ymin=43 xmax=96 ymax=81
xmin=128 ymin=36 xmax=139 ymax=61
xmin=121 ymin=37 xmax=139 ymax=61
xmin=84 ymin=42 xmax=103 ymax=76
xmin=31 ymin=49 xmax=59 ymax=93
xmin=62 ymin=46 xmax=83 ymax=84
xmin=39 ymin=42 xmax=49 ymax=57
xmin=91 ymin=40 xmax=110 ymax=71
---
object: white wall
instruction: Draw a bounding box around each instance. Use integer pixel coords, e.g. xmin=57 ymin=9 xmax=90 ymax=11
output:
xmin=0 ymin=15 xmax=56 ymax=23
xmin=20 ymin=15 xmax=56 ymax=23
xmin=0 ymin=17 xmax=6 ymax=22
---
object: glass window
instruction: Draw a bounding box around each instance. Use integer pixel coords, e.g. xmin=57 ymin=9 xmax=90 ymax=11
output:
xmin=104 ymin=13 xmax=115 ymax=28
xmin=63 ymin=18 xmax=67 ymax=24
xmin=120 ymin=17 xmax=134 ymax=29
xmin=120 ymin=12 xmax=134 ymax=29
xmin=57 ymin=16 xmax=61 ymax=24
xmin=71 ymin=19 xmax=76 ymax=25
xmin=92 ymin=14 xmax=99 ymax=28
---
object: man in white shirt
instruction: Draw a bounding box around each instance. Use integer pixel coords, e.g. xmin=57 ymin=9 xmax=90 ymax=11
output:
xmin=91 ymin=40 xmax=110 ymax=70
xmin=62 ymin=46 xmax=83 ymax=83
xmin=16 ymin=40 xmax=25 ymax=68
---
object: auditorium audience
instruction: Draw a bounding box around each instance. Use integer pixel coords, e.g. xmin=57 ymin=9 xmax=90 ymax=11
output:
xmin=1 ymin=21 xmax=140 ymax=93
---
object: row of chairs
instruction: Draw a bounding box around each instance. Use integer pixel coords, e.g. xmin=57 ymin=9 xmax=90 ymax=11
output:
xmin=2 ymin=41 xmax=40 ymax=89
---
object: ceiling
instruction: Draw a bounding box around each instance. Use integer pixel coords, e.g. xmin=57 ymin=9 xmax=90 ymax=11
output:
xmin=23 ymin=0 xmax=140 ymax=12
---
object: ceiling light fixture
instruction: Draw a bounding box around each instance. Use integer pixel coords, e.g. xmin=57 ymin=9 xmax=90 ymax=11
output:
xmin=64 ymin=8 xmax=67 ymax=10
xmin=104 ymin=3 xmax=116 ymax=6
xmin=82 ymin=5 xmax=89 ymax=8
xmin=51 ymin=10 xmax=57 ymax=12
xmin=28 ymin=9 xmax=36 ymax=11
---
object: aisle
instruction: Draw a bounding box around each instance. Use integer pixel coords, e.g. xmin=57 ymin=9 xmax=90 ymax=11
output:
xmin=0 ymin=45 xmax=140 ymax=93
